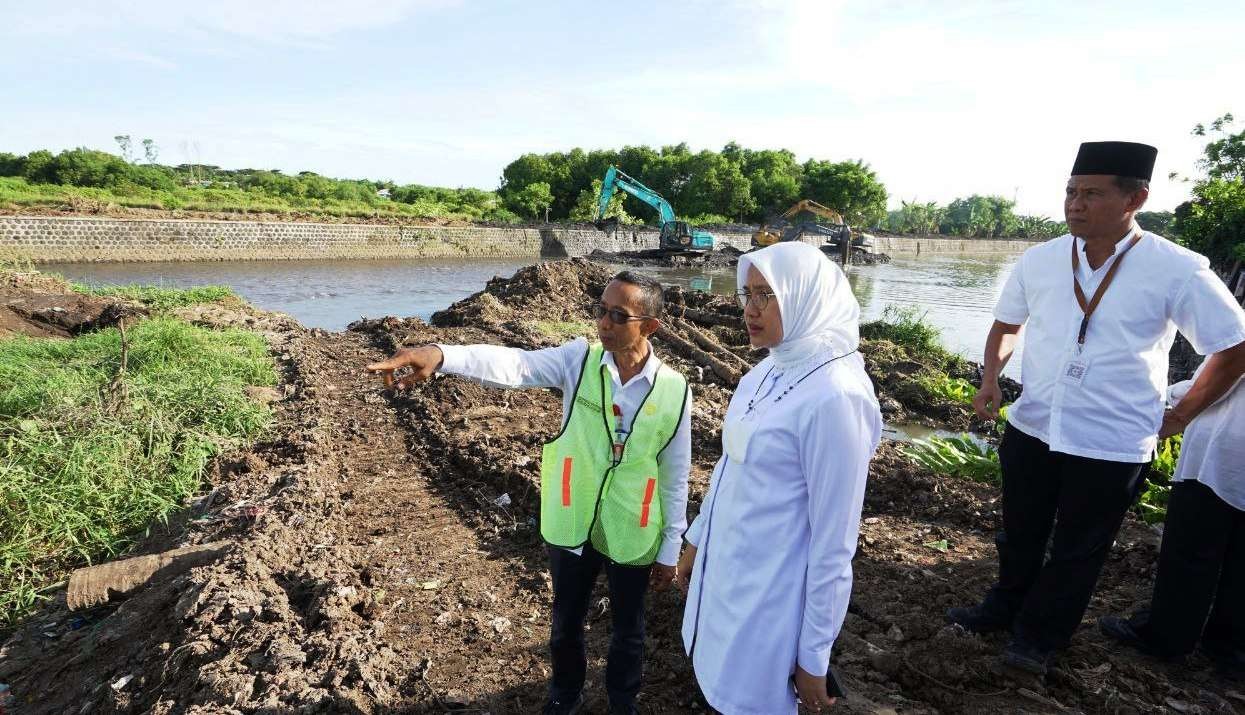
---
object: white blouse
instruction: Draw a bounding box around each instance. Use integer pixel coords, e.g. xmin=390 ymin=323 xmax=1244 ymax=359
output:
xmin=1169 ymin=364 xmax=1245 ymax=511
xmin=682 ymin=351 xmax=881 ymax=715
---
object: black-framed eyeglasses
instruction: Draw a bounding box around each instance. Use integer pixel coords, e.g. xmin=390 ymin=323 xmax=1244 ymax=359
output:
xmin=735 ymin=289 xmax=776 ymax=310
xmin=593 ymin=305 xmax=652 ymax=324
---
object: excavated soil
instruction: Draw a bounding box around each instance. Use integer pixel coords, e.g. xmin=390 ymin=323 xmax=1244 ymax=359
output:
xmin=1 ymin=260 xmax=1242 ymax=714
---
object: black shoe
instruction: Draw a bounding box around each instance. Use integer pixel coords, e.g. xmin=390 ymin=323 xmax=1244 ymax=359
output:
xmin=1098 ymin=615 xmax=1156 ymax=656
xmin=947 ymin=604 xmax=1011 ymax=634
xmin=609 ymin=702 xmax=640 ymax=715
xmin=1201 ymin=640 xmax=1245 ymax=681
xmin=1002 ymin=638 xmax=1053 ymax=676
xmin=542 ymin=693 xmax=585 ymax=715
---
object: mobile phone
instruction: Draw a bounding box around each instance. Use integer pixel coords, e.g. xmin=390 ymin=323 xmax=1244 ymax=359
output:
xmin=791 ymin=665 xmax=847 ymax=701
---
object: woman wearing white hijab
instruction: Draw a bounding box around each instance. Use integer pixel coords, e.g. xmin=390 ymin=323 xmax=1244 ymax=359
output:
xmin=678 ymin=242 xmax=881 ymax=714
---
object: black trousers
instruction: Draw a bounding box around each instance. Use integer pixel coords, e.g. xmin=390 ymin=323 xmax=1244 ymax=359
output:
xmin=1129 ymin=480 xmax=1245 ymax=658
xmin=547 ymin=542 xmax=652 ymax=706
xmin=982 ymin=425 xmax=1149 ymax=651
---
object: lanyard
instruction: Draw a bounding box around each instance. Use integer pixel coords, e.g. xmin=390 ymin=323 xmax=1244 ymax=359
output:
xmin=1070 ymin=233 xmax=1143 ymax=350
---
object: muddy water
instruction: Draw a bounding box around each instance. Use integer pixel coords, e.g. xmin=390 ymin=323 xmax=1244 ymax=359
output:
xmin=51 ymin=252 xmax=1023 ymax=377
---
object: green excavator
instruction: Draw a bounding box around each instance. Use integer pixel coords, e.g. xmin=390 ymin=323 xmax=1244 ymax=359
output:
xmin=595 ymin=165 xmax=716 ymax=254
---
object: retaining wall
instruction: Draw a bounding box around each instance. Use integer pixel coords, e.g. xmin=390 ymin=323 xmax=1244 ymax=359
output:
xmin=0 ymin=215 xmax=1035 ymax=263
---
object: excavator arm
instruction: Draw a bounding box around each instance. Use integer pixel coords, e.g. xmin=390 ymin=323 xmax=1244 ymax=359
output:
xmin=595 ymin=165 xmax=714 ymax=253
xmin=753 ymin=199 xmax=849 ymax=247
xmin=597 ymin=165 xmax=676 ymax=225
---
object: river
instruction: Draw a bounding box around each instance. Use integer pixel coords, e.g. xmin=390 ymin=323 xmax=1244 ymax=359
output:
xmin=50 ymin=252 xmax=1024 ymax=378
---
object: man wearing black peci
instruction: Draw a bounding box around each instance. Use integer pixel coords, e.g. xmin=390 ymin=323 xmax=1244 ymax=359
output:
xmin=949 ymin=141 xmax=1245 ymax=675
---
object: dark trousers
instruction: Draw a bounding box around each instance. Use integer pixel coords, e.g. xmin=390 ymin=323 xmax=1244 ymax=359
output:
xmin=982 ymin=425 xmax=1149 ymax=651
xmin=547 ymin=542 xmax=652 ymax=706
xmin=1129 ymin=480 xmax=1245 ymax=658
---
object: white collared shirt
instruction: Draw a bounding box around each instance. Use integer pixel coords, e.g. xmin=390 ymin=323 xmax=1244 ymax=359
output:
xmin=437 ymin=337 xmax=692 ymax=565
xmin=994 ymin=229 xmax=1245 ymax=462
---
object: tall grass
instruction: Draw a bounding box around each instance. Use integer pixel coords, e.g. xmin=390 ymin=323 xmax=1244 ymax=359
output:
xmin=72 ymin=282 xmax=236 ymax=311
xmin=860 ymin=305 xmax=969 ymax=372
xmin=0 ymin=318 xmax=276 ymax=627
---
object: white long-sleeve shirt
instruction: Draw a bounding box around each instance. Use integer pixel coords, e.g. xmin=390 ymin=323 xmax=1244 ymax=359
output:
xmin=681 ymin=351 xmax=881 ymax=715
xmin=1168 ymin=363 xmax=1245 ymax=511
xmin=437 ymin=337 xmax=692 ymax=566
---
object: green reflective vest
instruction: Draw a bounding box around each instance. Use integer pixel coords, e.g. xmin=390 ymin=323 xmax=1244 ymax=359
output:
xmin=540 ymin=343 xmax=688 ymax=566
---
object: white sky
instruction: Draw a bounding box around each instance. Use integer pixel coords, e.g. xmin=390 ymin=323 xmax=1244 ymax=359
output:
xmin=2 ymin=0 xmax=1242 ymax=218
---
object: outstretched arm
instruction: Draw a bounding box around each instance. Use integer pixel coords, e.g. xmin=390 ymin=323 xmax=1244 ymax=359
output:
xmin=366 ymin=339 xmax=588 ymax=391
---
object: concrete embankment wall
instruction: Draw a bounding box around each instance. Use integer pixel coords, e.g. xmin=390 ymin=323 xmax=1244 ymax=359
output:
xmin=0 ymin=215 xmax=1036 ymax=263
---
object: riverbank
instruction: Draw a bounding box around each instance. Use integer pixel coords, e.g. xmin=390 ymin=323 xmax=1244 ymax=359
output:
xmin=0 ymin=260 xmax=1228 ymax=714
xmin=0 ymin=214 xmax=1036 ymax=264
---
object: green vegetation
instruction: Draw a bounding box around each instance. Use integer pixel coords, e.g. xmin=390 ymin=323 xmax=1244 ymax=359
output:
xmin=1171 ymin=113 xmax=1244 ymax=268
xmin=1137 ymin=435 xmax=1182 ymax=525
xmin=886 ymin=196 xmax=1067 ymax=240
xmin=0 ymin=305 xmax=277 ymax=627
xmin=860 ymin=305 xmax=968 ymax=373
xmin=918 ymin=375 xmax=977 ymax=405
xmin=903 ymin=431 xmax=1181 ymax=524
xmin=902 ymin=435 xmax=1000 ymax=485
xmin=0 ymin=148 xmax=517 ymax=222
xmin=72 ymin=282 xmax=235 ymax=311
xmin=531 ymin=319 xmax=595 ymax=341
xmin=499 ymin=143 xmax=888 ymax=226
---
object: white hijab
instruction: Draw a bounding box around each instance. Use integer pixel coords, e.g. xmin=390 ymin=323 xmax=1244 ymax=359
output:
xmin=724 ymin=243 xmax=863 ymax=463
xmin=737 ymin=242 xmax=860 ymax=367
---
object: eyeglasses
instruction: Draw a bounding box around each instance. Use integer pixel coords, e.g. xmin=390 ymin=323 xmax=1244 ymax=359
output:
xmin=593 ymin=305 xmax=652 ymax=324
xmin=735 ymin=289 xmax=776 ymax=310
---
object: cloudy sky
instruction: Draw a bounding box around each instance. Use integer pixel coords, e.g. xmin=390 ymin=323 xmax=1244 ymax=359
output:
xmin=2 ymin=0 xmax=1242 ymax=217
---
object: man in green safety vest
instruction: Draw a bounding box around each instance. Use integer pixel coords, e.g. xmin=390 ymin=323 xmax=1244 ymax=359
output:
xmin=367 ymin=270 xmax=692 ymax=715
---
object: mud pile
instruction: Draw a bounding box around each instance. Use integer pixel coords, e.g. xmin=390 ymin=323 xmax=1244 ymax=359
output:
xmin=3 ymin=260 xmax=1241 ymax=714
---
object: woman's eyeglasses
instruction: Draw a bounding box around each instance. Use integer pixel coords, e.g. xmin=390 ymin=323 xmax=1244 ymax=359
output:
xmin=735 ymin=289 xmax=776 ymax=310
xmin=593 ymin=305 xmax=652 ymax=324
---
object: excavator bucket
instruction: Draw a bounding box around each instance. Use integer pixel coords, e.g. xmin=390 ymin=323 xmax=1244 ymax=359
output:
xmin=594 ymin=217 xmax=620 ymax=233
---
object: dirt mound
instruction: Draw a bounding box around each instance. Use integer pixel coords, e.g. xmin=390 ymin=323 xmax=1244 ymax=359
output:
xmin=4 ymin=259 xmax=1241 ymax=714
xmin=0 ymin=271 xmax=147 ymax=338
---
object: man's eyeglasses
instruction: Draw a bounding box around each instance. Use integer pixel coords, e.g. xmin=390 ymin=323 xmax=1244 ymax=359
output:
xmin=593 ymin=305 xmax=652 ymax=324
xmin=735 ymin=289 xmax=776 ymax=310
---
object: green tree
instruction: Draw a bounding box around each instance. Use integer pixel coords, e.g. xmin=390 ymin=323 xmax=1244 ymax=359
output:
xmin=1193 ymin=113 xmax=1244 ymax=181
xmin=0 ymin=152 xmax=21 ymax=177
xmin=1136 ymin=210 xmax=1175 ymax=236
xmin=20 ymin=150 xmax=56 ymax=184
xmin=510 ymin=181 xmax=555 ymax=220
xmin=887 ymin=200 xmax=946 ymax=234
xmin=142 ymin=138 xmax=159 ymax=165
xmin=570 ymin=178 xmax=633 ymax=222
xmin=114 ymin=135 xmax=133 ymax=163
xmin=941 ymin=195 xmax=1019 ymax=238
xmin=800 ymin=159 xmax=888 ymax=227
xmin=1016 ymin=215 xmax=1067 ymax=240
xmin=1176 ymin=114 xmax=1245 ymax=268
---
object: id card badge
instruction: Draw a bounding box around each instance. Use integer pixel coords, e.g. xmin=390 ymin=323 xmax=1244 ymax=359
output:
xmin=1061 ymin=357 xmax=1089 ymax=386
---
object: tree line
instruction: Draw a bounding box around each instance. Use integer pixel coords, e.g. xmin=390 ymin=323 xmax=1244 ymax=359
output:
xmin=0 ymin=145 xmax=514 ymax=222
xmin=1 ymin=124 xmax=1239 ymax=257
xmin=497 ymin=142 xmax=889 ymax=227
